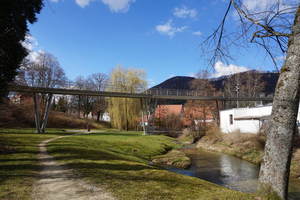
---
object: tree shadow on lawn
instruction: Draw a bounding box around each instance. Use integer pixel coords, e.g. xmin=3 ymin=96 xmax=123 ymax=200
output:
xmin=87 ymin=132 xmax=145 ymax=137
xmin=0 ymin=162 xmax=38 ymax=185
xmin=47 ymin=144 xmax=149 ymax=163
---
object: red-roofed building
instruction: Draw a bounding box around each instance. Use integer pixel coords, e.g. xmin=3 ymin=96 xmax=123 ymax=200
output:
xmin=136 ymin=115 xmax=150 ymax=126
xmin=155 ymin=105 xmax=184 ymax=120
xmin=182 ymin=106 xmax=214 ymax=127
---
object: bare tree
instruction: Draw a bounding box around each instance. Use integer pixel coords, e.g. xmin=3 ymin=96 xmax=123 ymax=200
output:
xmin=223 ymin=70 xmax=266 ymax=107
xmin=70 ymin=75 xmax=86 ymax=118
xmin=187 ymin=70 xmax=219 ymax=134
xmin=18 ymin=52 xmax=67 ymax=103
xmin=165 ymin=112 xmax=183 ymax=137
xmin=199 ymin=1 xmax=300 ymax=199
xmin=87 ymin=73 xmax=109 ymax=121
xmin=19 ymin=52 xmax=67 ymax=88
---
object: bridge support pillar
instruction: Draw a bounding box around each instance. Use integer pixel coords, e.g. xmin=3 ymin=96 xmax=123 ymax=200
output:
xmin=151 ymin=99 xmax=157 ymax=135
xmin=33 ymin=93 xmax=53 ymax=133
xmin=141 ymin=98 xmax=146 ymax=135
xmin=41 ymin=93 xmax=53 ymax=133
xmin=216 ymin=100 xmax=220 ymax=125
xmin=141 ymin=98 xmax=157 ymax=135
xmin=34 ymin=92 xmax=40 ymax=133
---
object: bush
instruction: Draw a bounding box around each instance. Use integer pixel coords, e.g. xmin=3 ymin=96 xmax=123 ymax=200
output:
xmin=199 ymin=124 xmax=266 ymax=151
xmin=164 ymin=112 xmax=183 ymax=137
xmin=0 ymin=98 xmax=36 ymax=127
xmin=201 ymin=124 xmax=222 ymax=144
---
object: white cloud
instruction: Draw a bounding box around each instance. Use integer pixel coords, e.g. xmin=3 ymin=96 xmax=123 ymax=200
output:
xmin=169 ymin=74 xmax=175 ymax=78
xmin=21 ymin=35 xmax=38 ymax=52
xmin=192 ymin=31 xmax=202 ymax=36
xmin=210 ymin=61 xmax=248 ymax=78
xmin=173 ymin=6 xmax=197 ymax=19
xmin=155 ymin=19 xmax=188 ymax=38
xmin=187 ymin=72 xmax=196 ymax=77
xmin=148 ymin=79 xmax=155 ymax=86
xmin=76 ymin=0 xmax=92 ymax=8
xmin=231 ymin=0 xmax=297 ymax=21
xmin=101 ymin=0 xmax=136 ymax=13
xmin=276 ymin=56 xmax=286 ymax=61
xmin=75 ymin=0 xmax=136 ymax=12
xmin=21 ymin=35 xmax=44 ymax=62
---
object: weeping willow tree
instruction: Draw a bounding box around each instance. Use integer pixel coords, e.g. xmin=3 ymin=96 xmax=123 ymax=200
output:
xmin=107 ymin=64 xmax=147 ymax=131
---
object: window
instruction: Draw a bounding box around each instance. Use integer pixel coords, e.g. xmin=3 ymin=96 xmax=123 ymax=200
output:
xmin=229 ymin=114 xmax=233 ymax=125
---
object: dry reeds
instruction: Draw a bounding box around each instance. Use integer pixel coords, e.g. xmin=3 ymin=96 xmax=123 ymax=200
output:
xmin=201 ymin=124 xmax=266 ymax=151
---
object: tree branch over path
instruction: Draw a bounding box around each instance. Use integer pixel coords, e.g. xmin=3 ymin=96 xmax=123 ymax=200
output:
xmin=197 ymin=1 xmax=300 ymax=199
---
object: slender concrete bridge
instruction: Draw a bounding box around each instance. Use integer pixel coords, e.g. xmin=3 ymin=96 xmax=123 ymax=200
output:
xmin=8 ymin=83 xmax=274 ymax=134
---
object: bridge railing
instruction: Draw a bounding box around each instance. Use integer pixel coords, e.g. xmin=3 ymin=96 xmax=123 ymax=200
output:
xmin=11 ymin=80 xmax=275 ymax=98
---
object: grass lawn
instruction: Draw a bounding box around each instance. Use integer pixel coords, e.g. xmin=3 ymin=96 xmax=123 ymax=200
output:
xmin=0 ymin=128 xmax=256 ymax=199
xmin=0 ymin=128 xmax=78 ymax=199
xmin=46 ymin=130 xmax=256 ymax=200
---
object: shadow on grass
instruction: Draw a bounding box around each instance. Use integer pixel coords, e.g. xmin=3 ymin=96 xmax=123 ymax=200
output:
xmin=86 ymin=132 xmax=144 ymax=137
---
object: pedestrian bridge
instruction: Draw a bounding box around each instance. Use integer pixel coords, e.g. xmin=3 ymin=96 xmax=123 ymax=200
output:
xmin=8 ymin=83 xmax=274 ymax=101
xmin=8 ymin=82 xmax=274 ymax=134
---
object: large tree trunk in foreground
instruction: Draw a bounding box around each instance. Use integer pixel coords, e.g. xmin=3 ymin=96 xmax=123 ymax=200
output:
xmin=257 ymin=7 xmax=300 ymax=200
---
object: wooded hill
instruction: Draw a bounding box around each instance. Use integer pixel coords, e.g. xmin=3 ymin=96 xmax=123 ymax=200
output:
xmin=151 ymin=71 xmax=279 ymax=93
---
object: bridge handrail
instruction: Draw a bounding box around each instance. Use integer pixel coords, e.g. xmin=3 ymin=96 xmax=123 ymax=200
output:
xmin=10 ymin=81 xmax=275 ymax=98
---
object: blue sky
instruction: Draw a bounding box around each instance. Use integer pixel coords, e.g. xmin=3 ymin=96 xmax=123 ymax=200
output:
xmin=26 ymin=0 xmax=282 ymax=87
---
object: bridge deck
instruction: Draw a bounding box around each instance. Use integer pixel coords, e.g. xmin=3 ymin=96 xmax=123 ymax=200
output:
xmin=9 ymin=85 xmax=274 ymax=101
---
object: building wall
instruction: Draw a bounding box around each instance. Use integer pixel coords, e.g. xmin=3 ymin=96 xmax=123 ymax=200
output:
xmin=220 ymin=105 xmax=272 ymax=134
xmin=101 ymin=112 xmax=110 ymax=122
xmin=234 ymin=119 xmax=261 ymax=134
xmin=220 ymin=109 xmax=235 ymax=133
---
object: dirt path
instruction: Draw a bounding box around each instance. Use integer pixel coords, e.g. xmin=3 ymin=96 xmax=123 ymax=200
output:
xmin=31 ymin=131 xmax=116 ymax=200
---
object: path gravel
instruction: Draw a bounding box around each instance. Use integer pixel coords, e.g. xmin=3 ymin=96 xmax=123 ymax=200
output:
xmin=31 ymin=131 xmax=116 ymax=200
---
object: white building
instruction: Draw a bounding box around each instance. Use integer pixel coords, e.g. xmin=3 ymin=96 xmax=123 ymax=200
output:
xmin=220 ymin=103 xmax=300 ymax=134
xmin=220 ymin=105 xmax=272 ymax=134
xmin=101 ymin=112 xmax=110 ymax=122
xmin=87 ymin=111 xmax=110 ymax=122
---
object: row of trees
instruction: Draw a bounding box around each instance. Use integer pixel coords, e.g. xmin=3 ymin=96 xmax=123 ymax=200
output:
xmin=54 ymin=73 xmax=109 ymax=121
xmin=16 ymin=51 xmax=109 ymax=121
xmin=17 ymin=54 xmax=148 ymax=128
xmin=16 ymin=51 xmax=268 ymax=132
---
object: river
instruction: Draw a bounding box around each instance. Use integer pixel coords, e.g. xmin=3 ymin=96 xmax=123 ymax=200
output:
xmin=163 ymin=148 xmax=300 ymax=200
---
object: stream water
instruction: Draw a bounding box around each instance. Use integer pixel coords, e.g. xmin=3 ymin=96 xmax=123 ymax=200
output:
xmin=164 ymin=148 xmax=300 ymax=199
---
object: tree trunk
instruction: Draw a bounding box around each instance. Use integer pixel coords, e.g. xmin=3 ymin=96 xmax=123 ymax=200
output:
xmin=257 ymin=7 xmax=300 ymax=200
xmin=97 ymin=111 xmax=100 ymax=122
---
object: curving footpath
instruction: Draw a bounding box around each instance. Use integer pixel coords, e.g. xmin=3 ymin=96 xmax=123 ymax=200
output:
xmin=31 ymin=131 xmax=116 ymax=200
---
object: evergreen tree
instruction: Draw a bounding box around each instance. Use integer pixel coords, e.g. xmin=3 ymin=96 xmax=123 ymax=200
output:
xmin=0 ymin=0 xmax=44 ymax=103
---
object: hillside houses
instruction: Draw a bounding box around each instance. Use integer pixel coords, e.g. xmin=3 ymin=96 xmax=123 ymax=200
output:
xmin=136 ymin=104 xmax=215 ymax=129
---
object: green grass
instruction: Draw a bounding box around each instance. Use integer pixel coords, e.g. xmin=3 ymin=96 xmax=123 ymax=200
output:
xmin=0 ymin=128 xmax=77 ymax=199
xmin=0 ymin=128 xmax=256 ymax=199
xmin=151 ymin=149 xmax=191 ymax=169
xmin=46 ymin=131 xmax=256 ymax=199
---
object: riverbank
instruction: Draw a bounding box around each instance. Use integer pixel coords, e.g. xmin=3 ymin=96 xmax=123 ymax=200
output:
xmin=195 ymin=135 xmax=300 ymax=179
